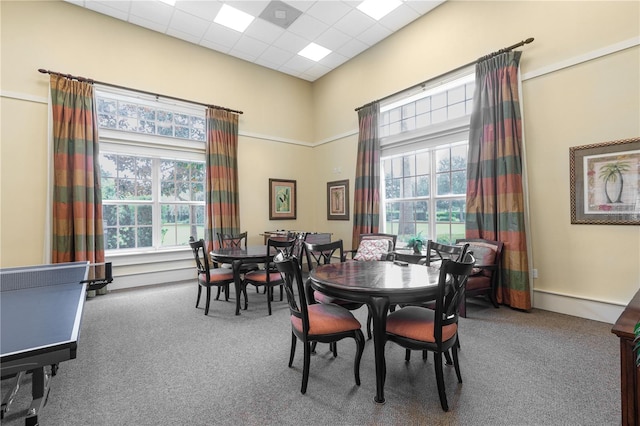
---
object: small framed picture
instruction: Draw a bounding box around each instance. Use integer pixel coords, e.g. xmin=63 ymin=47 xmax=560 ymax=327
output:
xmin=327 ymin=179 xmax=349 ymax=221
xmin=269 ymin=179 xmax=296 ymax=220
xmin=570 ymin=137 xmax=640 ymax=225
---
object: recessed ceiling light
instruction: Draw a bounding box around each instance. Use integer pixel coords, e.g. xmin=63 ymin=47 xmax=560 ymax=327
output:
xmin=357 ymin=0 xmax=402 ymax=20
xmin=214 ymin=4 xmax=255 ymax=33
xmin=298 ymin=43 xmax=332 ymax=62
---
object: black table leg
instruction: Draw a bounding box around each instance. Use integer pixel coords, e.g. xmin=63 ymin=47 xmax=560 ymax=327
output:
xmin=369 ymin=296 xmax=390 ymax=404
xmin=233 ymin=260 xmax=243 ymax=315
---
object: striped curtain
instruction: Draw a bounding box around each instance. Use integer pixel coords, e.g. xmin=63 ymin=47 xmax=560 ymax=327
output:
xmin=50 ymin=74 xmax=105 ymax=264
xmin=351 ymin=103 xmax=381 ymax=250
xmin=466 ymin=51 xmax=531 ymax=310
xmin=205 ymin=108 xmax=240 ymax=252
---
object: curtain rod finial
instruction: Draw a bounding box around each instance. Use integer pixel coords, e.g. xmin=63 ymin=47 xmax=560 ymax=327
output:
xmin=525 ymin=37 xmax=534 ymax=44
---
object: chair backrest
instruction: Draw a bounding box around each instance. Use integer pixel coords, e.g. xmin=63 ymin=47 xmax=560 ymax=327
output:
xmin=304 ymin=239 xmax=344 ymax=271
xmin=359 ymin=233 xmax=397 ymax=251
xmin=433 ymin=252 xmax=475 ymax=342
xmin=273 ymin=253 xmax=310 ymax=333
xmin=189 ymin=238 xmax=210 ymax=279
xmin=424 ymin=240 xmax=469 ymax=267
xmin=266 ymin=237 xmax=297 ymax=270
xmin=217 ymin=232 xmax=249 ymax=248
xmin=455 ymin=238 xmax=503 ymax=278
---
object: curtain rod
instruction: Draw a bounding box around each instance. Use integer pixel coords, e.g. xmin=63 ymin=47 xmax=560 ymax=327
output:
xmin=37 ymin=68 xmax=243 ymax=115
xmin=355 ymin=37 xmax=534 ymax=112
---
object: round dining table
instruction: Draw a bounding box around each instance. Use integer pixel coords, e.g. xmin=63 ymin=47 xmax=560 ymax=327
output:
xmin=308 ymin=260 xmax=442 ymax=404
xmin=210 ymin=245 xmax=270 ymax=315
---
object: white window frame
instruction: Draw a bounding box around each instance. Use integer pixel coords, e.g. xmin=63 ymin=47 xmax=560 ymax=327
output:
xmin=379 ymin=67 xmax=474 ymax=246
xmin=96 ymin=85 xmax=207 ymax=256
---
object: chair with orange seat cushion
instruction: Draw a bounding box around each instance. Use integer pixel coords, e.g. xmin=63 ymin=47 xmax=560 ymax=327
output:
xmin=242 ymin=237 xmax=296 ymax=315
xmin=273 ymin=253 xmax=365 ymax=395
xmin=189 ymin=238 xmax=237 ymax=316
xmin=455 ymin=238 xmax=503 ymax=317
xmin=386 ymin=252 xmax=475 ymax=411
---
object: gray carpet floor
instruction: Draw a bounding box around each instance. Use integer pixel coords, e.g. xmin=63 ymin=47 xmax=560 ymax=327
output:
xmin=1 ymin=281 xmax=621 ymax=425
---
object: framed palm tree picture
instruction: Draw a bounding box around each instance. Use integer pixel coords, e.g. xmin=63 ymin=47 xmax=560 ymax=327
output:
xmin=570 ymin=137 xmax=640 ymax=225
xmin=327 ymin=180 xmax=349 ymax=220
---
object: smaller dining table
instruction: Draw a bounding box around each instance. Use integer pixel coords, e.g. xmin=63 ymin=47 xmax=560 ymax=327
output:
xmin=210 ymin=245 xmax=271 ymax=315
xmin=308 ymin=260 xmax=442 ymax=404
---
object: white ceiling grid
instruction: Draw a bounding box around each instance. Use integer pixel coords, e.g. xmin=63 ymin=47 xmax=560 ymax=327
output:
xmin=64 ymin=0 xmax=445 ymax=81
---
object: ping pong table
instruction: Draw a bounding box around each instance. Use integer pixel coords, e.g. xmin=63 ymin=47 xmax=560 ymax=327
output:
xmin=0 ymin=261 xmax=94 ymax=426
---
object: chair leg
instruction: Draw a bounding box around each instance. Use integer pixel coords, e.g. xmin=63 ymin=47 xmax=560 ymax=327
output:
xmin=196 ymin=285 xmax=202 ymax=308
xmin=452 ymin=339 xmax=463 ymax=383
xmin=489 ymin=289 xmax=499 ymax=308
xmin=330 ymin=342 xmax=337 ymax=357
xmin=311 ymin=341 xmax=317 ymax=354
xmin=405 ymin=349 xmax=411 ymax=361
xmin=459 ymin=296 xmax=467 ymax=318
xmin=224 ymin=284 xmax=230 ymax=301
xmin=366 ymin=310 xmax=372 ymax=340
xmin=204 ymin=286 xmax=211 ymax=316
xmin=353 ymin=330 xmax=365 ymax=386
xmin=267 ymin=287 xmax=272 ymax=315
xmin=289 ymin=333 xmax=297 ymax=367
xmin=423 ymin=350 xmax=428 ymax=360
xmin=434 ymin=352 xmax=449 ymax=411
xmin=215 ymin=286 xmax=222 ymax=300
xmin=444 ymin=350 xmax=453 ymax=365
xmin=243 ymin=284 xmax=249 ymax=310
xmin=302 ymin=341 xmax=311 ymax=394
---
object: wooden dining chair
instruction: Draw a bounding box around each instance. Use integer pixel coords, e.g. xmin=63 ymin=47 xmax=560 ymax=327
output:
xmin=455 ymin=238 xmax=504 ymax=317
xmin=189 ymin=238 xmax=237 ymax=316
xmin=242 ymin=238 xmax=296 ymax=315
xmin=273 ymin=253 xmax=365 ymax=395
xmin=385 ymin=252 xmax=475 ymax=411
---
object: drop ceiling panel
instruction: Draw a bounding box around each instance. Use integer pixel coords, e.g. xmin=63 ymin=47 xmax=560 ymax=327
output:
xmin=64 ymin=0 xmax=446 ymax=82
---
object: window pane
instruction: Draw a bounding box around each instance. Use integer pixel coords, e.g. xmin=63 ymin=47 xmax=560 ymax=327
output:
xmin=451 ymin=170 xmax=466 ymax=195
xmin=416 ymin=152 xmax=429 ymax=175
xmin=436 ymin=173 xmax=451 ymax=195
xmin=103 ymin=205 xmax=117 ymax=226
xmin=436 ymin=200 xmax=451 ymax=222
xmin=118 ymin=205 xmax=135 ymax=226
xmin=435 ymin=148 xmax=450 ymax=172
xmin=416 ymin=175 xmax=429 ymax=196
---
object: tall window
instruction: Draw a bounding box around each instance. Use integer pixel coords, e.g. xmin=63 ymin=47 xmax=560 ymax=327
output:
xmin=96 ymin=87 xmax=206 ymax=252
xmin=380 ymin=70 xmax=474 ymax=245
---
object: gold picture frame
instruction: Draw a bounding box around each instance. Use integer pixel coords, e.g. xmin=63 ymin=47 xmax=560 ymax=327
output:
xmin=327 ymin=179 xmax=349 ymax=221
xmin=569 ymin=137 xmax=640 ymax=225
xmin=269 ymin=179 xmax=297 ymax=220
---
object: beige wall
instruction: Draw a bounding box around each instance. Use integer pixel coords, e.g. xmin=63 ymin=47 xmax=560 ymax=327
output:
xmin=311 ymin=0 xmax=640 ymax=315
xmin=1 ymin=1 xmax=639 ymax=319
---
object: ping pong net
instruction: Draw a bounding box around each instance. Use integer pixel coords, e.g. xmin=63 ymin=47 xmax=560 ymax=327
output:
xmin=0 ymin=261 xmax=113 ymax=292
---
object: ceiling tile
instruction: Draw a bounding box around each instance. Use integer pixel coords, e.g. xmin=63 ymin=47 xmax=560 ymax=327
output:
xmin=305 ymin=1 xmax=352 ymax=26
xmin=234 ymin=35 xmax=270 ymax=57
xmin=273 ymin=30 xmax=308 ymax=54
xmin=357 ymin=23 xmax=392 ymax=47
xmin=333 ymin=8 xmax=376 ymax=38
xmin=84 ymin=1 xmax=130 ymax=21
xmin=379 ymin=4 xmax=421 ymax=32
xmin=128 ymin=14 xmax=170 ymax=34
xmin=174 ymin=1 xmax=222 ymax=22
xmin=244 ymin=17 xmax=286 ymax=45
xmin=315 ymin=27 xmax=351 ymax=51
xmin=286 ymin=13 xmax=329 ymax=41
xmin=129 ymin=1 xmax=174 ymax=27
xmin=202 ymin=23 xmax=243 ymax=48
xmin=169 ymin=9 xmax=211 ymax=39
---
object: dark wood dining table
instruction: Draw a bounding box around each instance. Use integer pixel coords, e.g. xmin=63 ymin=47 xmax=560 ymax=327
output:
xmin=210 ymin=245 xmax=270 ymax=315
xmin=308 ymin=261 xmax=442 ymax=404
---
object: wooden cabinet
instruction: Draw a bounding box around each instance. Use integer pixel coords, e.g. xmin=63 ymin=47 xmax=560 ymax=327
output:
xmin=612 ymin=289 xmax=640 ymax=425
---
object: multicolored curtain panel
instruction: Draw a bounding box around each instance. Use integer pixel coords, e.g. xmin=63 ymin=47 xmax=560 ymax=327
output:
xmin=466 ymin=51 xmax=531 ymax=311
xmin=205 ymin=108 xmax=240 ymax=252
xmin=351 ymin=103 xmax=381 ymax=250
xmin=50 ymin=74 xmax=105 ymax=264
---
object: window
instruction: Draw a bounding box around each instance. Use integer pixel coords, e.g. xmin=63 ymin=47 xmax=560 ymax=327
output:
xmin=96 ymin=86 xmax=206 ymax=253
xmin=380 ymin=70 xmax=474 ymax=245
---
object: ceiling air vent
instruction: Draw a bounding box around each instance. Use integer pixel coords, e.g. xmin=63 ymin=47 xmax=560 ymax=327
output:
xmin=258 ymin=0 xmax=302 ymax=29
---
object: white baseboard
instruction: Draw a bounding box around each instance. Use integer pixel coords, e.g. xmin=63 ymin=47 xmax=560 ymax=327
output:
xmin=533 ymin=290 xmax=625 ymax=324
xmin=107 ymin=268 xmax=194 ymax=291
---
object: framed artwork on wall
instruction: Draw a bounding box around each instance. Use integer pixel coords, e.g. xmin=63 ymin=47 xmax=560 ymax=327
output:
xmin=269 ymin=179 xmax=296 ymax=220
xmin=570 ymin=137 xmax=640 ymax=225
xmin=327 ymin=179 xmax=349 ymax=221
